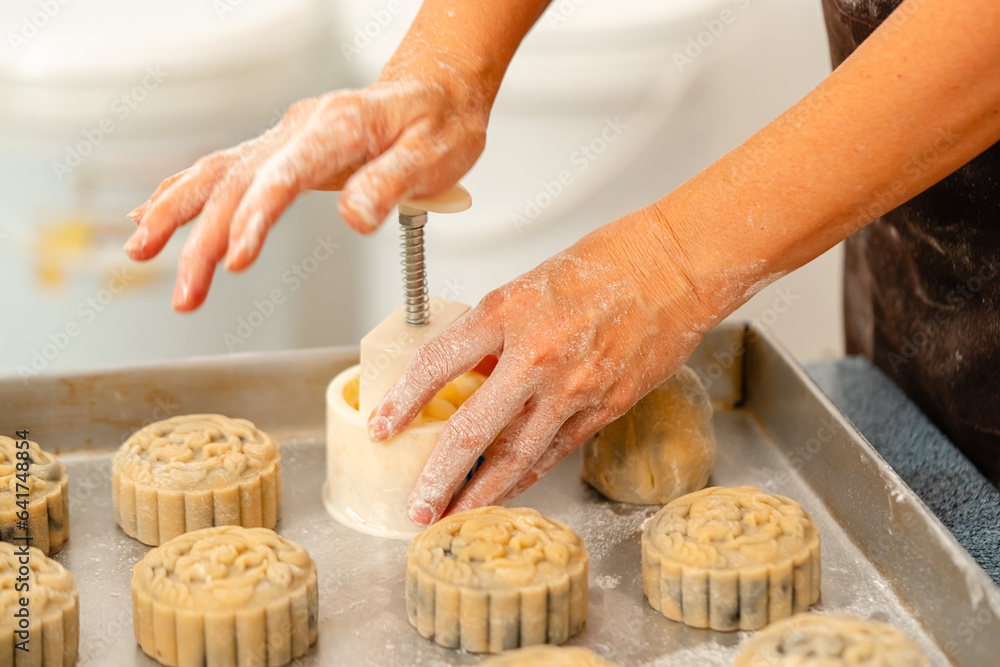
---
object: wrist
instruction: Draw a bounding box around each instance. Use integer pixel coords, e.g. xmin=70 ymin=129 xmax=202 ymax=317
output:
xmin=377 ymin=0 xmax=546 ymax=116
xmin=379 ymin=51 xmax=497 ymax=112
xmin=643 ymin=191 xmax=783 ymax=324
xmin=581 ymin=207 xmax=720 ymax=339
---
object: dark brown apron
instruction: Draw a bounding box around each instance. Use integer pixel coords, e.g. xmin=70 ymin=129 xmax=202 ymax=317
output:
xmin=822 ymin=0 xmax=1000 ymax=485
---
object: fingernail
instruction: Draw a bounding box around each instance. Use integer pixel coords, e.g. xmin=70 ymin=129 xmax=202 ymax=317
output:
xmin=127 ymin=201 xmax=149 ymax=220
xmin=511 ymin=475 xmax=535 ymax=498
xmin=225 ymin=239 xmax=249 ymax=271
xmin=226 ymin=213 xmax=264 ymax=270
xmin=368 ymin=416 xmax=389 ymax=441
xmin=246 ymin=210 xmax=266 ymax=237
xmin=123 ymin=227 xmax=148 ymax=255
xmin=409 ymin=500 xmax=435 ymax=526
xmin=344 ymin=194 xmax=378 ymax=231
xmin=171 ymin=282 xmax=189 ymax=309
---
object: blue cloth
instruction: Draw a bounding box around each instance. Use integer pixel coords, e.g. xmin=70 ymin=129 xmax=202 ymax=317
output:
xmin=806 ymin=357 xmax=1000 ymax=585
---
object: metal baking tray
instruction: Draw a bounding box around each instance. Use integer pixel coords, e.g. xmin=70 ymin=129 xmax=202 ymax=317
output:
xmin=2 ymin=324 xmax=998 ymax=666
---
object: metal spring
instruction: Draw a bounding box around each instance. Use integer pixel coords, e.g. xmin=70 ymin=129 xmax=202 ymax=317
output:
xmin=400 ymin=224 xmax=429 ymax=326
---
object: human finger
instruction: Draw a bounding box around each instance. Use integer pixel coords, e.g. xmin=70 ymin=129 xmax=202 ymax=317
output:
xmin=171 ymin=181 xmax=249 ymax=311
xmin=445 ymin=404 xmax=567 ymax=515
xmin=406 ymin=367 xmax=531 ymax=526
xmin=507 ymin=409 xmax=605 ymax=498
xmin=125 ymin=158 xmax=228 ymax=260
xmin=226 ymin=117 xmax=369 ymax=269
xmin=128 ymin=116 xmax=297 ymax=262
xmin=338 ymin=126 xmax=463 ymax=234
xmin=127 ymin=169 xmax=188 ymax=222
xmin=368 ymin=305 xmax=503 ymax=440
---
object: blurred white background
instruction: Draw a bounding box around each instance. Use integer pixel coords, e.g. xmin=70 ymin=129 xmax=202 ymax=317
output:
xmin=0 ymin=0 xmax=840 ymax=378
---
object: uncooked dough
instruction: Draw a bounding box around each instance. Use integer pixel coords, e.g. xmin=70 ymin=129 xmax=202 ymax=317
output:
xmin=405 ymin=506 xmax=589 ymax=653
xmin=112 ymin=414 xmax=281 ymax=546
xmin=131 ymin=525 xmax=318 ymax=667
xmin=734 ymin=613 xmax=929 ymax=666
xmin=582 ymin=365 xmax=715 ymax=504
xmin=642 ymin=486 xmax=820 ymax=631
xmin=0 ymin=541 xmax=79 ymax=666
xmin=480 ymin=645 xmax=620 ymax=666
xmin=342 ymin=369 xmax=486 ymax=424
xmin=0 ymin=436 xmax=69 ymax=555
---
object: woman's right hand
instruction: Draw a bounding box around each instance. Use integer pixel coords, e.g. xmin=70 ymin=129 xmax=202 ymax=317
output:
xmin=124 ymin=78 xmax=490 ymax=311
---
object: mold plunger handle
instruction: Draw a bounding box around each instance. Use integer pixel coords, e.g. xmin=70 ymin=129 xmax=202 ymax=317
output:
xmin=399 ymin=183 xmax=472 ymax=216
xmin=398 ymin=184 xmax=472 ymax=327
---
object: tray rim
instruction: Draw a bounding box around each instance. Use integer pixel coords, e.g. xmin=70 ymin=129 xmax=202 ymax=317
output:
xmin=744 ymin=324 xmax=1000 ymax=666
xmin=3 ymin=322 xmax=997 ymax=666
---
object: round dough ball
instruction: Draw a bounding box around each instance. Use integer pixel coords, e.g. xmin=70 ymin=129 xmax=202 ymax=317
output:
xmin=734 ymin=613 xmax=929 ymax=666
xmin=582 ymin=365 xmax=715 ymax=504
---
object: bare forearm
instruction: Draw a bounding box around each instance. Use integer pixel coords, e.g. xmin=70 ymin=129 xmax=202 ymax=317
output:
xmin=645 ymin=0 xmax=1000 ymax=321
xmin=365 ymin=0 xmax=1000 ymax=517
xmin=380 ymin=0 xmax=551 ymax=108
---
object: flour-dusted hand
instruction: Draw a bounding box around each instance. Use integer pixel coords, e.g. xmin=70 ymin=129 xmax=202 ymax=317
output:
xmin=122 ymin=0 xmax=553 ymax=311
xmin=124 ymin=81 xmax=489 ymax=311
xmin=368 ymin=211 xmax=718 ymax=526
